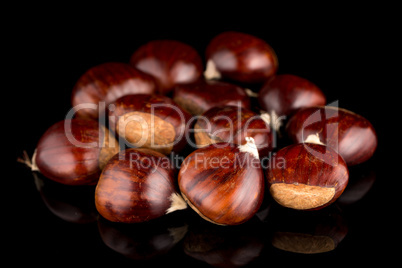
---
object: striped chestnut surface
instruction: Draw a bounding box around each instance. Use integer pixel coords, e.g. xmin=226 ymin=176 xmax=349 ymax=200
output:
xmin=173 ymin=79 xmax=251 ymax=116
xmin=71 ymin=62 xmax=157 ymax=120
xmin=178 ymin=138 xmax=264 ymax=225
xmin=130 ymin=40 xmax=203 ymax=95
xmin=194 ymin=105 xmax=273 ymax=158
xmin=108 ymin=94 xmax=192 ymax=155
xmin=33 ymin=119 xmax=119 ymax=186
xmin=95 ymin=148 xmax=187 ymax=223
xmin=204 ymin=31 xmax=278 ymax=83
xmin=286 ymin=106 xmax=378 ymax=166
xmin=258 ymin=74 xmax=326 ymax=131
xmin=266 ymin=143 xmax=349 ymax=210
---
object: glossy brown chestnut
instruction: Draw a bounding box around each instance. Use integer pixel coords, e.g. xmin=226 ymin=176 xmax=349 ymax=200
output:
xmin=266 ymin=143 xmax=349 ymax=210
xmin=34 ymin=119 xmax=119 ymax=186
xmin=178 ymin=139 xmax=264 ymax=225
xmin=194 ymin=105 xmax=273 ymax=157
xmin=71 ymin=62 xmax=157 ymax=120
xmin=205 ymin=31 xmax=278 ymax=83
xmin=95 ymin=148 xmax=187 ymax=223
xmin=286 ymin=106 xmax=378 ymax=166
xmin=258 ymin=74 xmax=326 ymax=118
xmin=108 ymin=94 xmax=192 ymax=155
xmin=173 ymin=79 xmax=251 ymax=116
xmin=130 ymin=40 xmax=203 ymax=94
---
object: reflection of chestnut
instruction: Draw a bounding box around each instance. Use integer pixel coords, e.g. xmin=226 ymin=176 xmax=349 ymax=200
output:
xmin=269 ymin=205 xmax=348 ymax=254
xmin=98 ymin=215 xmax=188 ymax=260
xmin=33 ymin=173 xmax=97 ymax=224
xmin=183 ymin=220 xmax=265 ymax=267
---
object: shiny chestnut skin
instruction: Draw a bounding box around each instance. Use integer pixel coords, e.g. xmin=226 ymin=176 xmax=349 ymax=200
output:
xmin=173 ymin=79 xmax=251 ymax=115
xmin=178 ymin=142 xmax=264 ymax=225
xmin=108 ymin=94 xmax=192 ymax=155
xmin=258 ymin=74 xmax=326 ymax=118
xmin=95 ymin=148 xmax=186 ymax=223
xmin=130 ymin=40 xmax=203 ymax=95
xmin=286 ymin=106 xmax=378 ymax=166
xmin=71 ymin=62 xmax=157 ymax=120
xmin=35 ymin=119 xmax=119 ymax=186
xmin=205 ymin=31 xmax=278 ymax=83
xmin=266 ymin=143 xmax=349 ymax=210
xmin=194 ymin=105 xmax=273 ymax=157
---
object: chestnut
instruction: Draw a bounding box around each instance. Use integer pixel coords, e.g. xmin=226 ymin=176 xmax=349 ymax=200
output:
xmin=178 ymin=138 xmax=264 ymax=225
xmin=71 ymin=62 xmax=157 ymax=120
xmin=258 ymin=74 xmax=326 ymax=130
xmin=95 ymin=148 xmax=187 ymax=223
xmin=130 ymin=40 xmax=203 ymax=95
xmin=205 ymin=31 xmax=278 ymax=83
xmin=173 ymin=79 xmax=251 ymax=115
xmin=34 ymin=118 xmax=119 ymax=186
xmin=194 ymin=105 xmax=273 ymax=157
xmin=286 ymin=106 xmax=378 ymax=166
xmin=266 ymin=143 xmax=349 ymax=210
xmin=108 ymin=94 xmax=192 ymax=155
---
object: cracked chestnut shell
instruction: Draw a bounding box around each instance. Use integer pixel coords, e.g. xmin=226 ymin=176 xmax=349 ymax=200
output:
xmin=173 ymin=79 xmax=251 ymax=115
xmin=95 ymin=148 xmax=187 ymax=223
xmin=194 ymin=105 xmax=273 ymax=158
xmin=130 ymin=40 xmax=203 ymax=94
xmin=286 ymin=106 xmax=378 ymax=166
xmin=205 ymin=31 xmax=278 ymax=83
xmin=71 ymin=62 xmax=157 ymax=120
xmin=178 ymin=140 xmax=264 ymax=225
xmin=266 ymin=143 xmax=349 ymax=210
xmin=108 ymin=94 xmax=192 ymax=155
xmin=35 ymin=119 xmax=119 ymax=185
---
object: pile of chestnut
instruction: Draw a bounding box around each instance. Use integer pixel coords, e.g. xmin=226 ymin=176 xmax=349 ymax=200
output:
xmin=24 ymin=31 xmax=377 ymax=226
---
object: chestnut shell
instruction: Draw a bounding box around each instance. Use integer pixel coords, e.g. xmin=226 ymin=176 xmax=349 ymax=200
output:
xmin=130 ymin=40 xmax=203 ymax=94
xmin=178 ymin=142 xmax=264 ymax=225
xmin=205 ymin=31 xmax=278 ymax=83
xmin=71 ymin=62 xmax=157 ymax=120
xmin=286 ymin=106 xmax=378 ymax=166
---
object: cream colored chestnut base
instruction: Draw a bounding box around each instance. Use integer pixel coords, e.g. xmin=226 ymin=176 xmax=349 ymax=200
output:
xmin=270 ymin=183 xmax=335 ymax=210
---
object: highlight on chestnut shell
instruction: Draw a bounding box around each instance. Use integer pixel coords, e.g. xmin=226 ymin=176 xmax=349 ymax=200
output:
xmin=34 ymin=118 xmax=119 ymax=186
xmin=205 ymin=31 xmax=278 ymax=83
xmin=173 ymin=79 xmax=251 ymax=116
xmin=178 ymin=137 xmax=264 ymax=225
xmin=108 ymin=94 xmax=192 ymax=155
xmin=71 ymin=62 xmax=157 ymax=120
xmin=194 ymin=105 xmax=273 ymax=158
xmin=286 ymin=105 xmax=378 ymax=166
xmin=130 ymin=40 xmax=204 ymax=94
xmin=95 ymin=148 xmax=187 ymax=223
xmin=266 ymin=143 xmax=349 ymax=210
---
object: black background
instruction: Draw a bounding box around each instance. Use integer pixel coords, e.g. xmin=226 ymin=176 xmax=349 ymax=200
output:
xmin=11 ymin=6 xmax=398 ymax=267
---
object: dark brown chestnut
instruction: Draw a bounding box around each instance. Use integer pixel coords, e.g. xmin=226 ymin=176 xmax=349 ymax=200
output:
xmin=95 ymin=148 xmax=187 ymax=223
xmin=71 ymin=62 xmax=157 ymax=120
xmin=194 ymin=105 xmax=273 ymax=158
xmin=286 ymin=106 xmax=378 ymax=166
xmin=258 ymin=74 xmax=326 ymax=130
xmin=178 ymin=138 xmax=264 ymax=225
xmin=108 ymin=94 xmax=192 ymax=155
xmin=130 ymin=40 xmax=203 ymax=95
xmin=34 ymin=119 xmax=119 ymax=186
xmin=205 ymin=31 xmax=278 ymax=83
xmin=173 ymin=79 xmax=251 ymax=115
xmin=266 ymin=143 xmax=349 ymax=210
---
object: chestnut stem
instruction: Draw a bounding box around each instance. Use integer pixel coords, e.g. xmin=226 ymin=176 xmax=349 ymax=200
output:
xmin=17 ymin=150 xmax=39 ymax=172
xmin=166 ymin=193 xmax=188 ymax=214
xmin=204 ymin=60 xmax=221 ymax=80
xmin=245 ymin=88 xmax=259 ymax=98
xmin=304 ymin=133 xmax=324 ymax=145
xmin=238 ymin=137 xmax=259 ymax=159
xmin=260 ymin=110 xmax=282 ymax=136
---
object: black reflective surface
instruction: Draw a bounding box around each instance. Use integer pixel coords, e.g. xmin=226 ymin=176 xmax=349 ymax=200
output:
xmin=11 ymin=11 xmax=397 ymax=267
